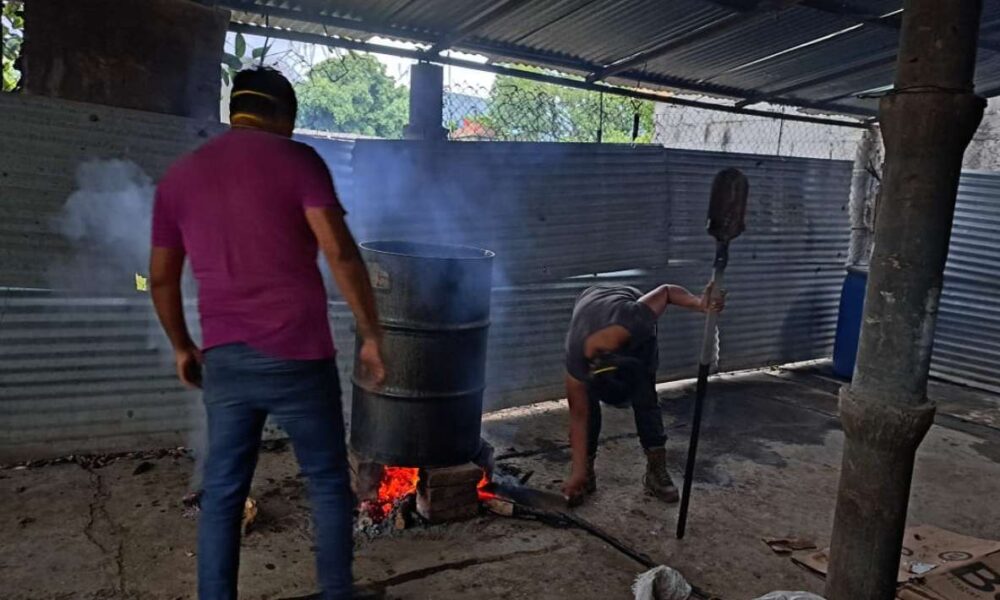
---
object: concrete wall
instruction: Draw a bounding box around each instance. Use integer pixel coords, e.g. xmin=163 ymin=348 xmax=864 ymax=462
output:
xmin=22 ymin=0 xmax=228 ymax=120
xmin=653 ymin=101 xmax=864 ymax=161
xmin=963 ymin=97 xmax=1000 ymax=170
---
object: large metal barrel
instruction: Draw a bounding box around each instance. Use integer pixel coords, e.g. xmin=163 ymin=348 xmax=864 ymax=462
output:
xmin=350 ymin=241 xmax=494 ymax=467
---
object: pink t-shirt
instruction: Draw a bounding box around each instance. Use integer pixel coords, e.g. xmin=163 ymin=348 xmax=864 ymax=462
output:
xmin=151 ymin=128 xmax=342 ymax=360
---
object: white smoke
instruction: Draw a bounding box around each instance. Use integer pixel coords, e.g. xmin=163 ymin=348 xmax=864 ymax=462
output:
xmin=54 ymin=159 xmax=156 ymax=288
xmin=51 ymin=159 xmax=206 ymax=489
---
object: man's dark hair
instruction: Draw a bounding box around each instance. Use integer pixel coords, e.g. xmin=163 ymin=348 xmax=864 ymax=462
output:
xmin=230 ymin=67 xmax=297 ymax=123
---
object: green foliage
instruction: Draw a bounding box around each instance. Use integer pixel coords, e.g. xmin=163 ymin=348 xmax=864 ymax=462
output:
xmin=294 ymin=52 xmax=408 ymax=137
xmin=476 ymin=73 xmax=655 ymax=143
xmin=2 ymin=1 xmax=24 ymax=92
xmin=234 ymin=32 xmax=246 ymax=60
xmin=252 ymin=44 xmax=271 ymax=60
xmin=221 ymin=32 xmax=273 ymax=88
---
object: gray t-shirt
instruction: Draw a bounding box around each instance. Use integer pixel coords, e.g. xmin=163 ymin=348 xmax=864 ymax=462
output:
xmin=564 ymin=285 xmax=658 ymax=381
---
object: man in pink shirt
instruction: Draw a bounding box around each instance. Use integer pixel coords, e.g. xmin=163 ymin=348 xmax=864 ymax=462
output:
xmin=150 ymin=68 xmax=384 ymax=600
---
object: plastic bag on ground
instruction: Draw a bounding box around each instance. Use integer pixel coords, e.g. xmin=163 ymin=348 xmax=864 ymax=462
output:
xmin=632 ymin=565 xmax=691 ymax=600
xmin=753 ymin=593 xmax=826 ymax=600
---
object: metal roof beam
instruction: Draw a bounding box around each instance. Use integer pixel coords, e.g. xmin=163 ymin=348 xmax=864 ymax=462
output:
xmin=229 ymin=22 xmax=869 ymax=128
xmin=601 ymin=63 xmax=876 ymax=118
xmin=587 ymin=1 xmax=802 ymax=83
xmin=452 ymin=40 xmax=597 ymax=74
xmin=587 ymin=12 xmax=749 ymax=83
xmin=736 ymin=52 xmax=896 ymax=107
xmin=977 ymin=83 xmax=1000 ymax=97
xmin=799 ymin=0 xmax=1000 ymax=53
xmin=811 ymin=86 xmax=883 ymax=107
xmin=469 ymin=38 xmax=873 ymax=117
xmin=628 ymin=71 xmax=876 ymax=117
xmin=820 ymin=73 xmax=1000 ymax=105
xmin=797 ymin=0 xmax=903 ymax=29
xmin=426 ymin=0 xmax=533 ymax=55
xmin=218 ymin=1 xmax=440 ymax=45
xmin=690 ymin=4 xmax=898 ymax=88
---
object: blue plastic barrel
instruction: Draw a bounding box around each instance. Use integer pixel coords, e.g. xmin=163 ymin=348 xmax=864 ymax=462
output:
xmin=832 ymin=266 xmax=869 ymax=379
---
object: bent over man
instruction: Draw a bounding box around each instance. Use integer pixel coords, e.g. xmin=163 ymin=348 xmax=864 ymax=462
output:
xmin=561 ymin=282 xmax=723 ymax=505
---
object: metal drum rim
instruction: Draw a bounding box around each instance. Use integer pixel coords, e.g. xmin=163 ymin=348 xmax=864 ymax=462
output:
xmin=380 ymin=318 xmax=491 ymax=331
xmin=360 ymin=240 xmax=496 ymax=261
xmin=352 ymin=381 xmax=487 ymax=398
xmin=346 ymin=444 xmax=479 ymax=469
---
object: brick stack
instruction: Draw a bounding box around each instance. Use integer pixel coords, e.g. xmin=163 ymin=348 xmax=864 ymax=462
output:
xmin=416 ymin=463 xmax=482 ymax=523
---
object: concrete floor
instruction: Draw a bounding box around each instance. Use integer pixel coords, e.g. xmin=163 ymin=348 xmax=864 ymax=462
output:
xmin=3 ymin=363 xmax=1000 ymax=600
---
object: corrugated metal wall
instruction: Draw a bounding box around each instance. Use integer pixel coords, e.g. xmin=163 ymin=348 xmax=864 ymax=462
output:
xmin=930 ymin=172 xmax=1000 ymax=393
xmin=0 ymin=95 xmax=854 ymax=461
xmin=0 ymin=94 xmax=226 ymax=289
xmin=332 ymin=142 xmax=853 ymax=410
xmin=0 ymin=94 xmax=225 ymax=459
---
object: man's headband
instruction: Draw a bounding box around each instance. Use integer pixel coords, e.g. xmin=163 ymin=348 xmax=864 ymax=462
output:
xmin=232 ymin=89 xmax=279 ymax=102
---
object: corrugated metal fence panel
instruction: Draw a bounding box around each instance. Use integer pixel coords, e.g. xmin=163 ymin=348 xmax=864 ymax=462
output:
xmin=347 ymin=141 xmax=673 ymax=284
xmin=1 ymin=101 xmax=854 ymax=458
xmin=665 ymin=152 xmax=852 ymax=265
xmin=0 ymin=93 xmax=225 ymax=289
xmin=296 ymin=135 xmax=356 ymax=207
xmin=930 ymin=172 xmax=1000 ymax=394
xmin=658 ymin=151 xmax=853 ymax=379
xmin=0 ymin=98 xmax=356 ymax=461
xmin=336 ymin=143 xmax=853 ymax=410
xmin=0 ymin=289 xmax=202 ymax=458
xmin=0 ymin=96 xmax=226 ymax=461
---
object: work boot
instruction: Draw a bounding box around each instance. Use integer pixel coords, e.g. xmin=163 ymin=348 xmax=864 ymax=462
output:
xmin=585 ymin=454 xmax=597 ymax=494
xmin=643 ymin=447 xmax=679 ymax=503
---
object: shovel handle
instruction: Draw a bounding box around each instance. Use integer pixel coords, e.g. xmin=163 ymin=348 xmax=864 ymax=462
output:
xmin=699 ymin=268 xmax=725 ymax=366
xmin=678 ymin=246 xmax=729 ymax=539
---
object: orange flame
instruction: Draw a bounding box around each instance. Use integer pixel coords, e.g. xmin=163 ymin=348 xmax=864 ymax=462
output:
xmin=477 ymin=471 xmax=495 ymax=501
xmin=375 ymin=467 xmax=420 ymax=519
xmin=365 ymin=466 xmax=493 ymax=522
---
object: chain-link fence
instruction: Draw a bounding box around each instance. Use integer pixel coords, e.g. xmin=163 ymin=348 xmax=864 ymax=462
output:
xmin=444 ymin=80 xmax=656 ymax=144
xmin=444 ymin=80 xmax=866 ymax=160
xmin=4 ymin=12 xmax=867 ymax=161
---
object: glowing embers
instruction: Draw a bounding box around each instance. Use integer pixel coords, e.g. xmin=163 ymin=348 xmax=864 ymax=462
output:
xmin=370 ymin=466 xmax=419 ymax=523
xmin=353 ymin=460 xmax=488 ymax=534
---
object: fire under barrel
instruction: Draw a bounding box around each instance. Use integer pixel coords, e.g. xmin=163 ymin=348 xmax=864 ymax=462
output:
xmin=350 ymin=241 xmax=494 ymax=467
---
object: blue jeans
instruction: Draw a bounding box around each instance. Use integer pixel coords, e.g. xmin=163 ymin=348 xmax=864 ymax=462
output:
xmin=586 ymin=336 xmax=666 ymax=456
xmin=586 ymin=371 xmax=667 ymax=456
xmin=198 ymin=343 xmax=353 ymax=600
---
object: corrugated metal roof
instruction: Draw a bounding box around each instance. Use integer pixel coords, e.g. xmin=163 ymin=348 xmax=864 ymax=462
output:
xmin=223 ymin=0 xmax=1000 ymax=118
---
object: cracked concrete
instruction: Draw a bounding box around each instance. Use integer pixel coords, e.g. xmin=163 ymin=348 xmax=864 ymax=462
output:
xmin=2 ymin=364 xmax=999 ymax=599
xmin=82 ymin=465 xmax=128 ymax=598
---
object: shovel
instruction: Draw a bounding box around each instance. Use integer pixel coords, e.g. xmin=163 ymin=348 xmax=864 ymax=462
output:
xmin=676 ymin=168 xmax=749 ymax=539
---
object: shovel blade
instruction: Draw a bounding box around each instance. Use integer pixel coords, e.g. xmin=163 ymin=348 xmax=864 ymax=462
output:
xmin=707 ymin=168 xmax=749 ymax=242
xmin=481 ymin=481 xmax=569 ymax=512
